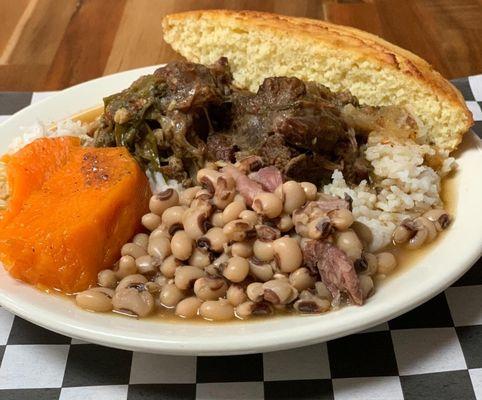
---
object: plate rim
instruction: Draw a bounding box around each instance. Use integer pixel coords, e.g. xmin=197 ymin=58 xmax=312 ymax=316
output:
xmin=0 ymin=66 xmax=481 ymax=355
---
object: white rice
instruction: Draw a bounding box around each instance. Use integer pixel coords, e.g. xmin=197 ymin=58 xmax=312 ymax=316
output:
xmin=7 ymin=119 xmax=91 ymax=154
xmin=0 ymin=161 xmax=7 ymax=210
xmin=323 ymin=134 xmax=455 ymax=251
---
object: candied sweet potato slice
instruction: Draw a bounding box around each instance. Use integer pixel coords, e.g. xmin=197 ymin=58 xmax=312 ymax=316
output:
xmin=0 ymin=137 xmax=150 ymax=293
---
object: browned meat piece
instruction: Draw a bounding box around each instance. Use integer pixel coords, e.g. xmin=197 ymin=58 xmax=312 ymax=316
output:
xmin=229 ymin=76 xmax=367 ymax=185
xmin=95 ymin=58 xmax=233 ymax=181
xmin=206 ymin=134 xmax=239 ymax=162
xmin=223 ymin=165 xmax=264 ymax=205
xmin=96 ymin=57 xmax=370 ymax=186
xmin=249 ymin=166 xmax=283 ymax=192
xmin=236 ymin=155 xmax=263 ymax=174
xmin=305 ymin=196 xmax=350 ymax=213
xmin=302 ymin=239 xmax=363 ymax=306
xmin=154 ymin=58 xmax=232 ymax=111
xmin=284 ymin=154 xmax=339 ymax=184
xmin=257 ymin=133 xmax=297 ymax=171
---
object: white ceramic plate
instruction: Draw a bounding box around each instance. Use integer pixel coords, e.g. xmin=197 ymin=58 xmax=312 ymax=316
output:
xmin=0 ymin=66 xmax=481 ymax=356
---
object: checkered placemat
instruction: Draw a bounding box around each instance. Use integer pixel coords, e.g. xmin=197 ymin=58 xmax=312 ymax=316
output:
xmin=0 ymin=76 xmax=481 ymax=400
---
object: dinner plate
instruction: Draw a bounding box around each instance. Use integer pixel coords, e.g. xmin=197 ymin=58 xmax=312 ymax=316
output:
xmin=0 ymin=66 xmax=481 ymax=356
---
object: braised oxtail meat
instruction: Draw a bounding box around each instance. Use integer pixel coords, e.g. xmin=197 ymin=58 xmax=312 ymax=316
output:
xmin=229 ymin=76 xmax=369 ymax=185
xmin=94 ymin=58 xmax=371 ymax=186
xmin=302 ymin=239 xmax=363 ymax=306
xmin=206 ymin=133 xmax=239 ymax=163
xmin=93 ymin=58 xmax=233 ymax=185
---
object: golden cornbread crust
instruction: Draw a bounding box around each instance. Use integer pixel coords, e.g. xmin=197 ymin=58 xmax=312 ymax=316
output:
xmin=163 ymin=10 xmax=473 ymax=151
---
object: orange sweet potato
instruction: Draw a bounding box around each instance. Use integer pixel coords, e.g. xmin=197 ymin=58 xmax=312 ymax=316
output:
xmin=0 ymin=137 xmax=150 ymax=293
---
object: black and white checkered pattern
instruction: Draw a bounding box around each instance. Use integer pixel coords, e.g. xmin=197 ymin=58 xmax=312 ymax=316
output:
xmin=0 ymin=76 xmax=481 ymax=400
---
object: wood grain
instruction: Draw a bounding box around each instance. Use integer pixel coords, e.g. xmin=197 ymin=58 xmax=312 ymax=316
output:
xmin=0 ymin=0 xmax=481 ymax=91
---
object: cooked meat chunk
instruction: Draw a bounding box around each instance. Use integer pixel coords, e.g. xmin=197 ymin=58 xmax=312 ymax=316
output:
xmin=94 ymin=58 xmax=371 ymax=186
xmin=206 ymin=134 xmax=238 ymax=162
xmin=302 ymin=239 xmax=363 ymax=305
xmin=94 ymin=58 xmax=233 ymax=184
xmin=229 ymin=76 xmax=368 ymax=185
xmin=223 ymin=165 xmax=264 ymax=205
xmin=249 ymin=166 xmax=283 ymax=192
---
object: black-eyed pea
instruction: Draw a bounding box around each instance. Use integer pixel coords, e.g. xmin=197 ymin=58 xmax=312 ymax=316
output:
xmin=149 ymin=226 xmax=171 ymax=241
xmin=294 ymin=295 xmax=330 ymax=314
xmin=159 ymin=283 xmax=186 ymax=308
xmin=147 ymin=235 xmax=171 ymax=261
xmin=189 ymin=248 xmax=213 ymax=268
xmin=376 ymin=252 xmax=397 ymax=274
xmin=174 ymin=266 xmax=205 ymax=290
xmin=121 ymin=243 xmax=147 ymax=259
xmin=160 ymin=255 xmax=181 ymax=278
xmin=210 ymin=211 xmax=225 ymax=228
xmin=197 ymin=168 xmax=222 ymax=193
xmin=193 ymin=277 xmax=228 ymax=300
xmin=76 ymin=287 xmax=114 ymax=312
xmin=263 ymin=279 xmax=297 ymax=305
xmin=289 ymin=268 xmax=315 ymax=291
xmin=223 ymin=256 xmax=249 ymax=282
xmin=351 ymin=221 xmax=373 ymax=248
xmin=273 ymin=273 xmax=289 ymax=282
xmin=315 ymin=281 xmax=332 ymax=300
xmin=359 ymin=275 xmax=374 ymax=299
xmin=132 ymin=233 xmax=149 ymax=250
xmin=252 ymin=193 xmax=283 ymax=219
xmin=223 ymin=219 xmax=253 ymax=242
xmin=116 ymin=274 xmax=148 ymax=292
xmin=335 ymin=230 xmax=363 ymax=261
xmin=222 ymin=201 xmax=246 ymax=224
xmin=199 ymin=299 xmax=234 ymax=321
xmin=141 ymin=213 xmax=162 ymax=231
xmin=135 ymin=255 xmax=158 ymax=275
xmin=175 ymin=297 xmax=203 ymax=319
xmin=182 ymin=208 xmax=210 ymax=240
xmin=277 ymin=214 xmax=294 ymax=232
xmin=423 ymin=209 xmax=450 ymax=232
xmin=97 ymin=269 xmax=117 ymax=289
xmin=274 ymin=185 xmax=283 ymax=201
xmin=362 ymin=253 xmax=378 ymax=276
xmin=112 ymin=287 xmax=154 ymax=317
xmin=212 ymin=175 xmax=236 ymax=210
xmin=226 ymin=284 xmax=247 ymax=306
xmin=197 ymin=227 xmax=227 ymax=253
xmin=253 ymin=239 xmax=274 ymax=261
xmin=161 ymin=205 xmax=186 ymax=232
xmin=231 ymin=241 xmax=253 ymax=258
xmin=328 ymin=208 xmax=354 ymax=231
xmin=414 ymin=216 xmax=437 ymax=242
xmin=282 ymin=181 xmax=306 ymax=213
xmin=239 ymin=210 xmax=258 ymax=225
xmin=233 ymin=194 xmax=246 ymax=205
xmin=179 ymin=186 xmax=201 ymax=207
xmin=300 ymin=182 xmax=317 ymax=201
xmin=149 ymin=188 xmax=179 ymax=216
xmin=235 ymin=301 xmax=255 ymax=319
xmin=116 ymin=255 xmax=137 ymax=278
xmin=171 ymin=230 xmax=193 ymax=261
xmin=248 ymin=259 xmax=274 ymax=282
xmin=246 ymin=282 xmax=264 ymax=302
xmin=273 ymin=237 xmax=302 ymax=273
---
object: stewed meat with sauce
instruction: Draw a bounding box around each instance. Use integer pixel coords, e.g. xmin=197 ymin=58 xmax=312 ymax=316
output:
xmin=93 ymin=57 xmax=370 ymax=186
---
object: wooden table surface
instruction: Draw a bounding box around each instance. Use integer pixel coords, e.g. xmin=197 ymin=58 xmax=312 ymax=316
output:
xmin=0 ymin=0 xmax=481 ymax=91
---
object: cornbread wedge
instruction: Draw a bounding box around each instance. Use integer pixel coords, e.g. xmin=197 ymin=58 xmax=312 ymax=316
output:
xmin=162 ymin=10 xmax=473 ymax=151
